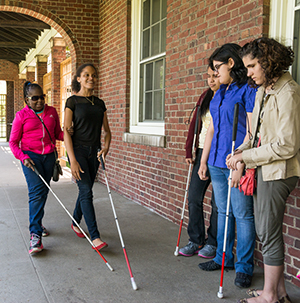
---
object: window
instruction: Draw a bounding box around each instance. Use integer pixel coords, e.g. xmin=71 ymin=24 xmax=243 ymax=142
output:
xmin=130 ymin=0 xmax=167 ymax=136
xmin=269 ymin=0 xmax=300 ymax=83
xmin=293 ymin=1 xmax=300 ymax=83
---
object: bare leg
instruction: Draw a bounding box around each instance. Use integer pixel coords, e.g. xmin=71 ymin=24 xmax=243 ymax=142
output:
xmin=247 ymin=264 xmax=283 ymax=303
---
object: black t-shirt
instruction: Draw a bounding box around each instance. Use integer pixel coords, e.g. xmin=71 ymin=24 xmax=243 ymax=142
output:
xmin=65 ymin=95 xmax=107 ymax=147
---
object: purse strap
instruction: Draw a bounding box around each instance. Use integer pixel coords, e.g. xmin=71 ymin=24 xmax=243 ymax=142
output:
xmin=257 ymin=137 xmax=261 ymax=148
xmin=30 ymin=108 xmax=58 ymax=160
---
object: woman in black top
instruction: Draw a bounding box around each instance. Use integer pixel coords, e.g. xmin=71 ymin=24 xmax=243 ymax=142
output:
xmin=64 ymin=63 xmax=111 ymax=251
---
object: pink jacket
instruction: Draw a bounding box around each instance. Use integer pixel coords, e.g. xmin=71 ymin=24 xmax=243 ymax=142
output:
xmin=9 ymin=104 xmax=64 ymax=163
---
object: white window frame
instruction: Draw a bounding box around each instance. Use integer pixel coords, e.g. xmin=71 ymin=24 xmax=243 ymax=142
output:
xmin=130 ymin=0 xmax=165 ymax=136
xmin=269 ymin=0 xmax=294 ymax=47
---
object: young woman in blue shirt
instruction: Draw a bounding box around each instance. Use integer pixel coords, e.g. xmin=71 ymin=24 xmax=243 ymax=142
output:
xmin=198 ymin=43 xmax=256 ymax=289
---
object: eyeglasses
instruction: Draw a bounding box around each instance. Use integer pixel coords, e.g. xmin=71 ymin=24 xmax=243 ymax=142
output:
xmin=214 ymin=62 xmax=226 ymax=73
xmin=27 ymin=94 xmax=46 ymax=101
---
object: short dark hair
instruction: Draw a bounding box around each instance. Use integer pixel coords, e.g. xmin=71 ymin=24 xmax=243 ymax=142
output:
xmin=71 ymin=63 xmax=98 ymax=93
xmin=209 ymin=43 xmax=248 ymax=86
xmin=23 ymin=81 xmax=43 ymax=101
xmin=240 ymin=37 xmax=294 ymax=88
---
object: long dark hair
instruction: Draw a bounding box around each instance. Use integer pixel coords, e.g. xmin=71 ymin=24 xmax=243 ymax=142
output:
xmin=209 ymin=43 xmax=248 ymax=87
xmin=23 ymin=81 xmax=43 ymax=102
xmin=199 ymin=88 xmax=214 ymax=118
xmin=71 ymin=63 xmax=98 ymax=93
xmin=240 ymin=37 xmax=294 ymax=88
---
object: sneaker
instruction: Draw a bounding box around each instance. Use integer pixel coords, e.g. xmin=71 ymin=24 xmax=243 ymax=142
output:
xmin=42 ymin=225 xmax=49 ymax=237
xmin=179 ymin=241 xmax=203 ymax=257
xmin=235 ymin=272 xmax=252 ymax=288
xmin=29 ymin=233 xmax=44 ymax=254
xmin=198 ymin=260 xmax=234 ymax=271
xmin=198 ymin=244 xmax=216 ymax=259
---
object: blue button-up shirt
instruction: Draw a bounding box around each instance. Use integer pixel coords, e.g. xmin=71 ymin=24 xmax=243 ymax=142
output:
xmin=208 ymin=82 xmax=256 ymax=168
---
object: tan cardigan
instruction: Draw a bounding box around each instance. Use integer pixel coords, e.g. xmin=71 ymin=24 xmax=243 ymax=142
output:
xmin=238 ymin=72 xmax=300 ymax=181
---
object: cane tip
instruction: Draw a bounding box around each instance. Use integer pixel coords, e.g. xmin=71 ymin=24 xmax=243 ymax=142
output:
xmin=217 ymin=291 xmax=223 ymax=299
xmin=131 ymin=278 xmax=138 ymax=290
xmin=107 ymin=263 xmax=114 ymax=271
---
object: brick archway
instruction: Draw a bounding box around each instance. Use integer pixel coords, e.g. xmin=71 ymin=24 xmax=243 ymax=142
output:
xmin=0 ymin=2 xmax=80 ymax=71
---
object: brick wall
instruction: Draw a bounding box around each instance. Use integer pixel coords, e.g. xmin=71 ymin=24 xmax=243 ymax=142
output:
xmin=97 ymin=0 xmax=299 ymax=287
xmin=36 ymin=60 xmax=47 ymax=88
xmin=0 ymin=60 xmax=23 ymax=131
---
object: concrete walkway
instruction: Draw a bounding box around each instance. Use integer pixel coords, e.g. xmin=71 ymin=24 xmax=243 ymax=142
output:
xmin=0 ymin=142 xmax=299 ymax=303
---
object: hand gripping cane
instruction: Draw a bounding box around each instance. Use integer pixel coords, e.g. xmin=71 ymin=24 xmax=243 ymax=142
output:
xmin=174 ymin=105 xmax=200 ymax=256
xmin=217 ymin=103 xmax=239 ymax=299
xmin=33 ymin=166 xmax=114 ymax=272
xmin=99 ymin=154 xmax=138 ymax=291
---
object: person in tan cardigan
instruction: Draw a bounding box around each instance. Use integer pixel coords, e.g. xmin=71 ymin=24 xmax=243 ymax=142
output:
xmin=227 ymin=38 xmax=300 ymax=303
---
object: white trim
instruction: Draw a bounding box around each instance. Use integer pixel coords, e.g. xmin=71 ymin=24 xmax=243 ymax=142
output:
xmin=140 ymin=51 xmax=166 ymax=64
xmin=269 ymin=0 xmax=294 ymax=45
xmin=130 ymin=0 xmax=141 ymax=128
xmin=130 ymin=122 xmax=165 ymax=136
xmin=19 ymin=28 xmax=58 ymax=74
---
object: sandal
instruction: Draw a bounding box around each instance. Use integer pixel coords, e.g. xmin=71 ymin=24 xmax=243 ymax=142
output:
xmin=246 ymin=289 xmax=292 ymax=303
xmin=247 ymin=289 xmax=260 ymax=297
xmin=279 ymin=295 xmax=292 ymax=303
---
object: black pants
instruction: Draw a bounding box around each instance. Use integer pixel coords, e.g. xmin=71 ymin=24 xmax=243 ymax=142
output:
xmin=187 ymin=148 xmax=218 ymax=246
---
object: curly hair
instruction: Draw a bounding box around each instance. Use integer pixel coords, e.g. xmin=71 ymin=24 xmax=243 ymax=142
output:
xmin=240 ymin=37 xmax=294 ymax=88
xmin=23 ymin=81 xmax=43 ymax=101
xmin=209 ymin=43 xmax=248 ymax=87
xmin=71 ymin=63 xmax=98 ymax=93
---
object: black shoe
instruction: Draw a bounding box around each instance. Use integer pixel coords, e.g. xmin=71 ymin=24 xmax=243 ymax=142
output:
xmin=235 ymin=272 xmax=252 ymax=288
xmin=198 ymin=260 xmax=234 ymax=271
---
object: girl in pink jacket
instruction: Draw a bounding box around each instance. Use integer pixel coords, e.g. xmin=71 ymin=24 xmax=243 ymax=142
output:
xmin=9 ymin=81 xmax=63 ymax=255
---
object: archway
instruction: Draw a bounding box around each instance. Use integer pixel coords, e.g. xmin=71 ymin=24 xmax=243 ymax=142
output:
xmin=0 ymin=4 xmax=80 ymax=143
xmin=0 ymin=3 xmax=81 ymax=73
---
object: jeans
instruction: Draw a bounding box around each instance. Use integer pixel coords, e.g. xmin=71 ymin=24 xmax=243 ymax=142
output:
xmin=72 ymin=145 xmax=100 ymax=241
xmin=21 ymin=151 xmax=55 ymax=237
xmin=187 ymin=148 xmax=218 ymax=247
xmin=208 ymin=165 xmax=255 ymax=275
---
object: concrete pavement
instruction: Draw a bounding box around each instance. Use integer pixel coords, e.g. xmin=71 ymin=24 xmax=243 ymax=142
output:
xmin=0 ymin=142 xmax=299 ymax=303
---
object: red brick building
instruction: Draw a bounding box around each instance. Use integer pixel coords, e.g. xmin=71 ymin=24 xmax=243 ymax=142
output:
xmin=0 ymin=0 xmax=299 ymax=287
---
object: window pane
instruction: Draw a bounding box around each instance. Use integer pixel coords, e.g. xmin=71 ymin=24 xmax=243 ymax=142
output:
xmin=161 ymin=19 xmax=166 ymax=52
xmin=154 ymin=91 xmax=163 ymax=120
xmin=145 ymin=92 xmax=152 ymax=119
xmin=154 ymin=59 xmax=164 ymax=89
xmin=296 ymin=0 xmax=300 ymax=6
xmin=162 ymin=0 xmax=167 ymax=18
xmin=143 ymin=0 xmax=150 ymax=29
xmin=142 ymin=29 xmax=150 ymax=59
xmin=151 ymin=23 xmax=160 ymax=56
xmin=293 ymin=10 xmax=300 ymax=83
xmin=145 ymin=63 xmax=153 ymax=91
xmin=139 ymin=65 xmax=144 ymax=122
xmin=152 ymin=0 xmax=160 ymax=24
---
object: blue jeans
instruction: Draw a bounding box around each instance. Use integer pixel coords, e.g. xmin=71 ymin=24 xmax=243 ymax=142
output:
xmin=208 ymin=165 xmax=255 ymax=275
xmin=187 ymin=149 xmax=218 ymax=246
xmin=72 ymin=145 xmax=100 ymax=240
xmin=21 ymin=151 xmax=55 ymax=237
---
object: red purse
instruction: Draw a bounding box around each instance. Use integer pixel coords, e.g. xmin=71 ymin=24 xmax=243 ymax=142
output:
xmin=239 ymin=168 xmax=256 ymax=195
xmin=239 ymin=137 xmax=261 ymax=196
